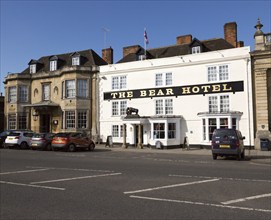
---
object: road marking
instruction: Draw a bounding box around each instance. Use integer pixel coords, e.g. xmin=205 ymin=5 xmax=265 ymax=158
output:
xmin=27 ymin=166 xmax=114 ymax=173
xmin=0 ymin=181 xmax=65 ymax=191
xmin=169 ymin=174 xmax=271 ymax=183
xmin=124 ymin=178 xmax=219 ymax=194
xmin=129 ymin=195 xmax=271 ymax=213
xmin=0 ymin=168 xmax=50 ymax=175
xmin=222 ymin=193 xmax=271 ymax=205
xmin=31 ymin=172 xmax=122 ymax=184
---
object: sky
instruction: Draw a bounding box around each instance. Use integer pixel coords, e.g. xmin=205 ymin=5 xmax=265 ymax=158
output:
xmin=1 ymin=0 xmax=271 ymax=95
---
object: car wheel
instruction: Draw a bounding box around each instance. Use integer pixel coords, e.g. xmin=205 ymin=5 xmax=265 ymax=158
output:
xmin=68 ymin=144 xmax=76 ymax=152
xmin=20 ymin=142 xmax=28 ymax=149
xmin=236 ymin=152 xmax=242 ymax=161
xmin=212 ymin=153 xmax=217 ymax=160
xmin=46 ymin=143 xmax=52 ymax=151
xmin=89 ymin=143 xmax=95 ymax=151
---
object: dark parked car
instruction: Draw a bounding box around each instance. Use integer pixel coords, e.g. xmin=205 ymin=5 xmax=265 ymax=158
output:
xmin=211 ymin=128 xmax=245 ymax=160
xmin=51 ymin=132 xmax=95 ymax=152
xmin=0 ymin=130 xmax=14 ymax=148
xmin=30 ymin=133 xmax=55 ymax=150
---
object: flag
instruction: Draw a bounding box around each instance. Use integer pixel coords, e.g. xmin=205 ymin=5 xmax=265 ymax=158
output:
xmin=144 ymin=29 xmax=149 ymax=44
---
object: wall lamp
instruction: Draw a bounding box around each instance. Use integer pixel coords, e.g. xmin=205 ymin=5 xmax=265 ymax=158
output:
xmin=32 ymin=109 xmax=39 ymax=121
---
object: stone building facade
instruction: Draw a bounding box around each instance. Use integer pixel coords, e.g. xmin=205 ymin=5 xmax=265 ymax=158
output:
xmin=250 ymin=19 xmax=271 ymax=149
xmin=4 ymin=49 xmax=107 ymax=139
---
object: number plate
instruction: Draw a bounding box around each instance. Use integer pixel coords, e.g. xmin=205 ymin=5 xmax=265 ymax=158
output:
xmin=220 ymin=144 xmax=230 ymax=148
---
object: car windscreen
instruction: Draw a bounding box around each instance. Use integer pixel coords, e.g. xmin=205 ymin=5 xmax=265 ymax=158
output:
xmin=8 ymin=133 xmax=20 ymax=136
xmin=55 ymin=133 xmax=70 ymax=137
xmin=213 ymin=130 xmax=237 ymax=139
xmin=33 ymin=133 xmax=46 ymax=138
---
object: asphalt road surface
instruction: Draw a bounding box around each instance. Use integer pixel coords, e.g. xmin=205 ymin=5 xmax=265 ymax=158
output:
xmin=1 ymin=148 xmax=271 ymax=220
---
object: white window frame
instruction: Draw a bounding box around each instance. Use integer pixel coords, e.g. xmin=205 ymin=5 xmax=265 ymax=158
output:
xmin=208 ymin=64 xmax=229 ymax=82
xmin=19 ymin=85 xmax=28 ymax=102
xmin=30 ymin=64 xmax=36 ymax=74
xmin=112 ymin=100 xmax=127 ymax=116
xmin=208 ymin=95 xmax=229 ymax=113
xmin=155 ymin=99 xmax=173 ymax=115
xmin=72 ymin=56 xmax=80 ymax=66
xmin=65 ymin=111 xmax=75 ymax=129
xmin=42 ymin=84 xmax=50 ymax=101
xmin=112 ymin=125 xmax=119 ymax=137
xmin=66 ymin=80 xmax=76 ymax=98
xmin=155 ymin=72 xmax=172 ymax=86
xmin=192 ymin=46 xmax=201 ymax=54
xmin=9 ymin=86 xmax=17 ymax=103
xmin=77 ymin=111 xmax=87 ymax=129
xmin=77 ymin=79 xmax=88 ymax=98
xmin=8 ymin=114 xmax=16 ymax=130
xmin=18 ymin=113 xmax=27 ymax=130
xmin=112 ymin=76 xmax=127 ymax=90
xmin=50 ymin=60 xmax=57 ymax=71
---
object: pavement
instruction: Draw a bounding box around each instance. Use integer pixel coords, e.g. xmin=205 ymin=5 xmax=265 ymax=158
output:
xmin=95 ymin=144 xmax=271 ymax=165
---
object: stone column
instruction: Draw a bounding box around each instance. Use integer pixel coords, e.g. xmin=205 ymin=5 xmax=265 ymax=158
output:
xmin=137 ymin=124 xmax=143 ymax=149
xmin=122 ymin=124 xmax=128 ymax=148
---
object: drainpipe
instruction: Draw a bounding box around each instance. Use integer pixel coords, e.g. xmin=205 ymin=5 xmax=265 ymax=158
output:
xmin=246 ymin=57 xmax=252 ymax=148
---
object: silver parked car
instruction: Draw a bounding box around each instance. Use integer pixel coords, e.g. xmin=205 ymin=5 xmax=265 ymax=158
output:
xmin=30 ymin=133 xmax=55 ymax=151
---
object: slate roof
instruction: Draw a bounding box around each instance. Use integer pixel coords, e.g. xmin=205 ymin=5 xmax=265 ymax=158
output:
xmin=117 ymin=38 xmax=235 ymax=63
xmin=21 ymin=49 xmax=107 ymax=74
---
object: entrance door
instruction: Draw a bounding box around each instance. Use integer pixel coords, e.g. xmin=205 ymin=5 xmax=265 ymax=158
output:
xmin=40 ymin=114 xmax=50 ymax=133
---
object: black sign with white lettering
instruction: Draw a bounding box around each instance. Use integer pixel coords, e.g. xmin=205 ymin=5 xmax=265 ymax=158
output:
xmin=103 ymin=81 xmax=244 ymax=100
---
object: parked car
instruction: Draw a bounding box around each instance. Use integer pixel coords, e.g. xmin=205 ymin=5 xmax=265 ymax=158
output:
xmin=0 ymin=130 xmax=15 ymax=148
xmin=51 ymin=132 xmax=95 ymax=152
xmin=4 ymin=131 xmax=34 ymax=149
xmin=30 ymin=133 xmax=55 ymax=151
xmin=211 ymin=128 xmax=245 ymax=160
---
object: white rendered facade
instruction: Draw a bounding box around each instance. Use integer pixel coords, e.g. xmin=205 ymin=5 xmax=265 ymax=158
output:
xmin=99 ymin=47 xmax=254 ymax=148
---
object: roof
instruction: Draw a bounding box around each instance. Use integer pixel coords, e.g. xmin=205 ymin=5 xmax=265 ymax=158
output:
xmin=21 ymin=49 xmax=107 ymax=74
xmin=117 ymin=38 xmax=235 ymax=63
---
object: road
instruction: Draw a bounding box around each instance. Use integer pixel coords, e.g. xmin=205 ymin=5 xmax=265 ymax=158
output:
xmin=0 ymin=147 xmax=270 ymax=220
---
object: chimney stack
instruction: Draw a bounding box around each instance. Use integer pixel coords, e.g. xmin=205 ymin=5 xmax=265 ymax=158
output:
xmin=224 ymin=22 xmax=237 ymax=47
xmin=102 ymin=47 xmax=113 ymax=64
xmin=176 ymin=34 xmax=192 ymax=45
xmin=123 ymin=45 xmax=142 ymax=57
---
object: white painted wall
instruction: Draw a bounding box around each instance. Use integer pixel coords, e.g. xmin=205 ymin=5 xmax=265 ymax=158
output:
xmin=99 ymin=47 xmax=254 ymax=147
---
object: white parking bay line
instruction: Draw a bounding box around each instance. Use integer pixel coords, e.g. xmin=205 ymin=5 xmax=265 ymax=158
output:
xmin=222 ymin=193 xmax=271 ymax=205
xmin=30 ymin=172 xmax=122 ymax=184
xmin=0 ymin=181 xmax=65 ymax=191
xmin=130 ymin=195 xmax=271 ymax=213
xmin=0 ymin=168 xmax=50 ymax=175
xmin=124 ymin=178 xmax=219 ymax=194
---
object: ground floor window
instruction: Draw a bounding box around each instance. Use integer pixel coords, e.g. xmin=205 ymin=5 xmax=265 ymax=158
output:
xmin=112 ymin=124 xmax=127 ymax=137
xmin=63 ymin=110 xmax=88 ymax=129
xmin=202 ymin=117 xmax=239 ymax=141
xmin=18 ymin=113 xmax=27 ymax=129
xmin=153 ymin=123 xmax=165 ymax=139
xmin=168 ymin=123 xmax=176 ymax=139
xmin=8 ymin=114 xmax=16 ymax=130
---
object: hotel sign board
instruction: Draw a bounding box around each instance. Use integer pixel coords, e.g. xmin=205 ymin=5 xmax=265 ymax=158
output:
xmin=104 ymin=81 xmax=244 ymax=100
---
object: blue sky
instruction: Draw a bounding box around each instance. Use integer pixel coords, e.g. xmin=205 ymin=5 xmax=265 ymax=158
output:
xmin=1 ymin=0 xmax=270 ymax=95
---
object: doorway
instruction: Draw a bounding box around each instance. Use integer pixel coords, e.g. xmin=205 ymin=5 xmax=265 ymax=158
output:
xmin=40 ymin=114 xmax=50 ymax=133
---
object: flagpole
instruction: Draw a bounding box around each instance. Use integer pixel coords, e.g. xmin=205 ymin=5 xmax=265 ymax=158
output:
xmin=144 ymin=28 xmax=147 ymax=57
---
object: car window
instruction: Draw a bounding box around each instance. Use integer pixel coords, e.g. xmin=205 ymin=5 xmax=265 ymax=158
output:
xmin=24 ymin=133 xmax=34 ymax=137
xmin=9 ymin=133 xmax=21 ymax=136
xmin=213 ymin=130 xmax=237 ymax=140
xmin=55 ymin=133 xmax=70 ymax=137
xmin=71 ymin=133 xmax=81 ymax=137
xmin=33 ymin=133 xmax=46 ymax=138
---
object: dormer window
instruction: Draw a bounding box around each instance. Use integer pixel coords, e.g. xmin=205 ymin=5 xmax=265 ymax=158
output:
xmin=192 ymin=46 xmax=201 ymax=54
xmin=49 ymin=56 xmax=59 ymax=71
xmin=50 ymin=60 xmax=57 ymax=71
xmin=30 ymin=64 xmax=36 ymax=74
xmin=72 ymin=56 xmax=80 ymax=66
